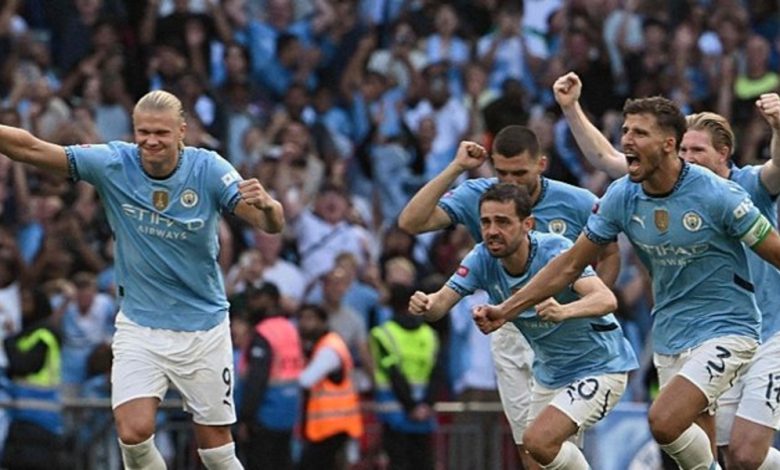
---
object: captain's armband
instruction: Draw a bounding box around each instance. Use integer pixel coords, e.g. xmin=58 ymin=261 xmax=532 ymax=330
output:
xmin=741 ymin=215 xmax=772 ymax=247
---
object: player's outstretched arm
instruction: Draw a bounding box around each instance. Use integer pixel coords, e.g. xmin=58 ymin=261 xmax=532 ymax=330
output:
xmin=595 ymin=241 xmax=620 ymax=288
xmin=757 ymin=93 xmax=780 ymax=194
xmin=0 ymin=125 xmax=69 ymax=176
xmin=234 ymin=179 xmax=285 ymax=233
xmin=535 ymin=276 xmax=618 ymax=323
xmin=408 ymin=286 xmax=462 ymax=322
xmin=398 ymin=141 xmax=486 ymax=234
xmin=750 ymin=225 xmax=780 ymax=270
xmin=553 ymin=72 xmax=627 ymax=179
xmin=476 ymin=234 xmax=603 ymax=330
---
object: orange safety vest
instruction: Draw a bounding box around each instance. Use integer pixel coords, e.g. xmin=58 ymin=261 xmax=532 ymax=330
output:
xmin=304 ymin=332 xmax=364 ymax=442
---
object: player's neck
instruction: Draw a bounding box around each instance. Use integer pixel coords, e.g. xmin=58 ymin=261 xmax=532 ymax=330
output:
xmin=142 ymin=153 xmax=180 ymax=179
xmin=642 ymin=156 xmax=683 ymax=196
xmin=502 ymin=240 xmax=530 ymax=276
xmin=529 ymin=177 xmax=543 ymax=205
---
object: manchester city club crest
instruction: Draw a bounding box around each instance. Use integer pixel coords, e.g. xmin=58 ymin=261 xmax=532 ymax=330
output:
xmin=547 ymin=219 xmax=567 ymax=235
xmin=152 ymin=190 xmax=169 ymax=211
xmin=654 ymin=208 xmax=669 ymax=232
xmin=682 ymin=211 xmax=702 ymax=232
xmin=180 ymin=189 xmax=199 ymax=208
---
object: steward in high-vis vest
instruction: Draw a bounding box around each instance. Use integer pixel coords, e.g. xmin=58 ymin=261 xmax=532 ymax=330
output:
xmin=237 ymin=283 xmax=303 ymax=470
xmin=370 ymin=284 xmax=440 ymax=470
xmin=1 ymin=288 xmax=64 ymax=469
xmin=297 ymin=304 xmax=363 ymax=470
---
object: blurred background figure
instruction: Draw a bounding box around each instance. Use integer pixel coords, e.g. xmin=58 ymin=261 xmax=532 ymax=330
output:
xmin=57 ymin=271 xmax=116 ymax=400
xmin=1 ymin=287 xmax=63 ymax=470
xmin=370 ymin=284 xmax=440 ymax=470
xmin=236 ymin=282 xmax=303 ymax=470
xmin=297 ymin=304 xmax=364 ymax=470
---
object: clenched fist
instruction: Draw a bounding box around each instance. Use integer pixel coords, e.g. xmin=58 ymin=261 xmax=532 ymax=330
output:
xmin=239 ymin=179 xmax=274 ymax=210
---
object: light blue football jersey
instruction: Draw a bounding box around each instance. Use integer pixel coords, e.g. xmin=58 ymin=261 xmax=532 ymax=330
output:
xmin=730 ymin=164 xmax=780 ymax=339
xmin=66 ymin=142 xmax=242 ymax=331
xmin=438 ymin=177 xmax=597 ymax=242
xmin=446 ymin=232 xmax=638 ymax=388
xmin=585 ymin=162 xmax=761 ymax=354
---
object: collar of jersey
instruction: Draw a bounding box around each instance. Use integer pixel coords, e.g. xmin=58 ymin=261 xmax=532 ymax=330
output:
xmin=138 ymin=148 xmax=184 ymax=181
xmin=533 ymin=177 xmax=549 ymax=207
xmin=503 ymin=233 xmax=537 ymax=278
xmin=641 ymin=159 xmax=690 ymax=199
xmin=524 ymin=233 xmax=537 ymax=275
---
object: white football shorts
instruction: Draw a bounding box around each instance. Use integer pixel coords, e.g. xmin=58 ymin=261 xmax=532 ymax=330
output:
xmin=527 ymin=372 xmax=628 ymax=443
xmin=654 ymin=334 xmax=758 ymax=414
xmin=491 ymin=323 xmax=534 ymax=444
xmin=715 ymin=331 xmax=780 ymax=446
xmin=111 ymin=311 xmax=237 ymax=425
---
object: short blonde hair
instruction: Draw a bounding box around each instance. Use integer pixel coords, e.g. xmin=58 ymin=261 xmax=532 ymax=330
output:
xmin=685 ymin=112 xmax=735 ymax=157
xmin=133 ymin=90 xmax=185 ymax=123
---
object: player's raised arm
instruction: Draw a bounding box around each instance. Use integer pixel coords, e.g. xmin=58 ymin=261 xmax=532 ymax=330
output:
xmin=474 ymin=233 xmax=604 ymax=332
xmin=408 ymin=286 xmax=462 ymax=322
xmin=398 ymin=141 xmax=486 ymax=234
xmin=234 ymin=178 xmax=285 ymax=233
xmin=757 ymin=93 xmax=780 ymax=194
xmin=553 ymin=72 xmax=627 ymax=179
xmin=0 ymin=125 xmax=69 ymax=176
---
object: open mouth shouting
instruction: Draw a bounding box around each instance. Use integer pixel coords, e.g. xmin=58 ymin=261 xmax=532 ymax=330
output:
xmin=625 ymin=152 xmax=641 ymax=175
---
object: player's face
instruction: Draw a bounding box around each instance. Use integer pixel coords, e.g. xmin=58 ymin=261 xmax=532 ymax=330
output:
xmin=134 ymin=109 xmax=186 ymax=169
xmin=679 ymin=129 xmax=729 ymax=175
xmin=479 ymin=200 xmax=530 ymax=259
xmin=621 ymin=113 xmax=671 ymax=183
xmin=492 ymin=152 xmax=546 ymax=197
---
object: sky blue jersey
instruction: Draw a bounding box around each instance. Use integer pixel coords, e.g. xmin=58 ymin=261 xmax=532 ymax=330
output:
xmin=438 ymin=177 xmax=596 ymax=242
xmin=66 ymin=142 xmax=242 ymax=331
xmin=585 ymin=162 xmax=762 ymax=354
xmin=446 ymin=232 xmax=638 ymax=388
xmin=730 ymin=164 xmax=780 ymax=339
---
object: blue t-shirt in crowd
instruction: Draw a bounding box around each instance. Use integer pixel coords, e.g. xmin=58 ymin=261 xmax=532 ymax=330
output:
xmin=584 ymin=162 xmax=762 ymax=354
xmin=438 ymin=176 xmax=596 ymax=242
xmin=66 ymin=142 xmax=241 ymax=331
xmin=446 ymin=232 xmax=638 ymax=388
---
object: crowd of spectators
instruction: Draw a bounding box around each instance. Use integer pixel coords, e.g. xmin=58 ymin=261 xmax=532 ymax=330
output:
xmin=0 ymin=0 xmax=777 ymax=467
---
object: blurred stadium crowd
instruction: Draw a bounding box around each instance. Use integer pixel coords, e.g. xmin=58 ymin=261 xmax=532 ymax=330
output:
xmin=0 ymin=0 xmax=777 ymax=468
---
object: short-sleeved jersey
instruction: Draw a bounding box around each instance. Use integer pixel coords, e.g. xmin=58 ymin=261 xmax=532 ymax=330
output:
xmin=730 ymin=164 xmax=780 ymax=339
xmin=66 ymin=142 xmax=241 ymax=331
xmin=446 ymin=232 xmax=638 ymax=388
xmin=585 ymin=162 xmax=761 ymax=354
xmin=438 ymin=177 xmax=596 ymax=242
